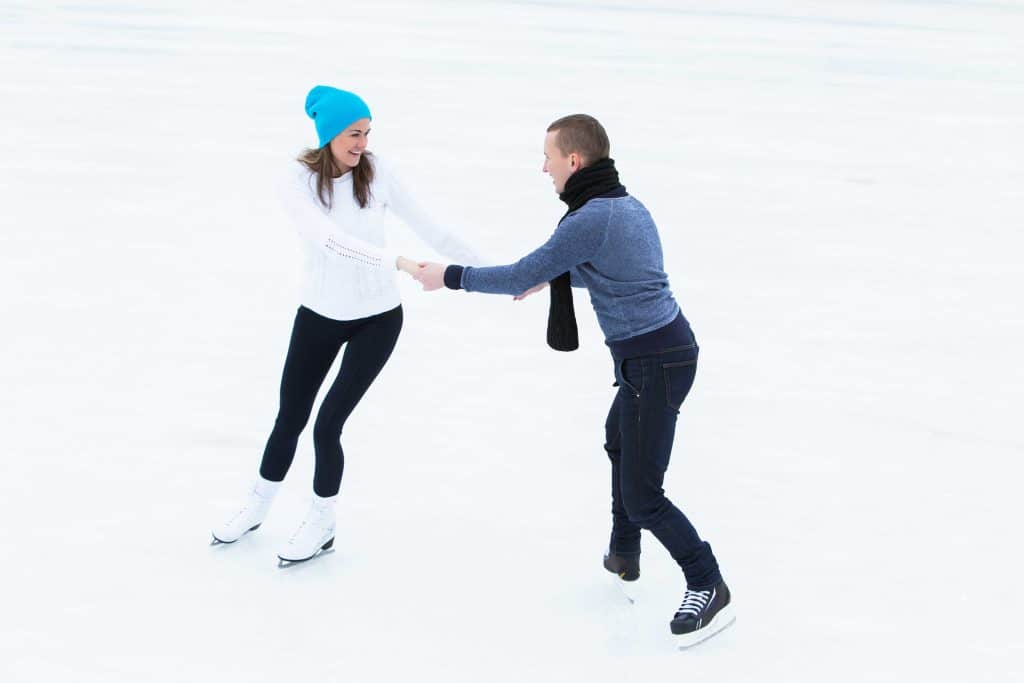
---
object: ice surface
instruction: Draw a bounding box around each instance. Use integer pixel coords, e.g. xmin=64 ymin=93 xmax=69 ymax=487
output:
xmin=2 ymin=1 xmax=1023 ymax=681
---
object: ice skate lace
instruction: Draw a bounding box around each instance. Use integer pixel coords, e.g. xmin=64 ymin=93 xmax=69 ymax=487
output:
xmin=288 ymin=519 xmax=307 ymax=543
xmin=225 ymin=499 xmax=253 ymax=526
xmin=226 ymin=506 xmax=248 ymax=525
xmin=288 ymin=507 xmax=328 ymax=543
xmin=675 ymin=588 xmax=712 ymax=617
xmin=224 ymin=489 xmax=266 ymax=528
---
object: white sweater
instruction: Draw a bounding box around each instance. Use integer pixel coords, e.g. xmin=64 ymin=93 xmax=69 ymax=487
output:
xmin=279 ymin=155 xmax=482 ymax=321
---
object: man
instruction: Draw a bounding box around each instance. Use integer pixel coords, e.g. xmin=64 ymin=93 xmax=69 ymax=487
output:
xmin=415 ymin=115 xmax=733 ymax=647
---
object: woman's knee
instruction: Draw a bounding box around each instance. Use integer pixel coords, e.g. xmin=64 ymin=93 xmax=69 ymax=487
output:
xmin=272 ymin=407 xmax=312 ymax=438
xmin=312 ymin=413 xmax=346 ymax=446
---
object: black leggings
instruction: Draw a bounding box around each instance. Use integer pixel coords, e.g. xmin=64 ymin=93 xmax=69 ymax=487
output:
xmin=259 ymin=305 xmax=403 ymax=496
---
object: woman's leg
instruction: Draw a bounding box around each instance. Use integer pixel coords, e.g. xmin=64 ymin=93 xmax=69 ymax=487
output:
xmin=259 ymin=307 xmax=347 ymax=483
xmin=311 ymin=306 xmax=403 ymax=497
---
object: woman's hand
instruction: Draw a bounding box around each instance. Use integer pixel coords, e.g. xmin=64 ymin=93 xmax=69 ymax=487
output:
xmin=396 ymin=256 xmax=419 ymax=275
xmin=514 ymin=282 xmax=548 ymax=301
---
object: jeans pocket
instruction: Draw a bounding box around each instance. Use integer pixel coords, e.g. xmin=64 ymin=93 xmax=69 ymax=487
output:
xmin=618 ymin=358 xmax=643 ymax=396
xmin=662 ymin=359 xmax=697 ymax=412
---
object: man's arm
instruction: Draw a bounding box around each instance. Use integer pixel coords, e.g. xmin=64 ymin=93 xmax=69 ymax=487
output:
xmin=416 ymin=208 xmax=609 ymax=294
xmin=569 ymin=266 xmax=586 ymax=288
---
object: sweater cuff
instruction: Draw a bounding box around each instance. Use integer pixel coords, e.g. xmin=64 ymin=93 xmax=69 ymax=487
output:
xmin=444 ymin=265 xmax=465 ymax=290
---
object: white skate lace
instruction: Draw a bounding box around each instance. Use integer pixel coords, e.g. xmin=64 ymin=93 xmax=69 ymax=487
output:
xmin=225 ymin=499 xmax=253 ymax=526
xmin=226 ymin=506 xmax=248 ymax=525
xmin=288 ymin=507 xmax=329 ymax=543
xmin=223 ymin=488 xmax=268 ymax=529
xmin=288 ymin=519 xmax=308 ymax=543
xmin=675 ymin=588 xmax=712 ymax=617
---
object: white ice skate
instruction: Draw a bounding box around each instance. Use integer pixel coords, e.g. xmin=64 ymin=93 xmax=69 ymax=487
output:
xmin=210 ymin=476 xmax=281 ymax=545
xmin=277 ymin=494 xmax=337 ymax=567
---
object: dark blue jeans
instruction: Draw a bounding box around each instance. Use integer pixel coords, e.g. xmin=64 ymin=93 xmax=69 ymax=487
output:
xmin=606 ymin=342 xmax=722 ymax=589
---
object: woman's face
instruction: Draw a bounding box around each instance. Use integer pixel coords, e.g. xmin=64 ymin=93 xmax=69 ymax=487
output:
xmin=329 ymin=118 xmax=371 ymax=170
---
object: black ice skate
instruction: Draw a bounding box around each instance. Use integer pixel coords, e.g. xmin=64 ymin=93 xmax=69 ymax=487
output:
xmin=670 ymin=580 xmax=735 ymax=649
xmin=603 ymin=551 xmax=640 ymax=581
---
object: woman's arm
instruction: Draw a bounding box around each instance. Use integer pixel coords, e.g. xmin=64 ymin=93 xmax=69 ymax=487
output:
xmin=379 ymin=161 xmax=485 ymax=266
xmin=278 ymin=165 xmax=401 ymax=270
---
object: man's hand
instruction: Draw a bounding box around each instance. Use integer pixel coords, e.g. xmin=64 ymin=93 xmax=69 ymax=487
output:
xmin=413 ymin=262 xmax=447 ymax=291
xmin=513 ymin=282 xmax=548 ymax=301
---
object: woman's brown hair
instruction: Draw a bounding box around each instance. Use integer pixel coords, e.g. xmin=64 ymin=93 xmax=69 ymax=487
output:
xmin=297 ymin=147 xmax=375 ymax=209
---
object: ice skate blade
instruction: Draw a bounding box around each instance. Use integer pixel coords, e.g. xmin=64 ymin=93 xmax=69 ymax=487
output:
xmin=277 ymin=548 xmax=335 ymax=569
xmin=609 ymin=574 xmax=637 ymax=604
xmin=277 ymin=538 xmax=336 ymax=569
xmin=675 ymin=604 xmax=736 ymax=650
xmin=209 ymin=523 xmax=261 ymax=547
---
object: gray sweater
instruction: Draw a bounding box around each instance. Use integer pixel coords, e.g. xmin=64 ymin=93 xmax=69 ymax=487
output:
xmin=455 ymin=194 xmax=689 ymax=348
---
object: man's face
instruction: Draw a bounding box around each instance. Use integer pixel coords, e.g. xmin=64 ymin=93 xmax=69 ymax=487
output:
xmin=543 ymin=130 xmax=579 ymax=195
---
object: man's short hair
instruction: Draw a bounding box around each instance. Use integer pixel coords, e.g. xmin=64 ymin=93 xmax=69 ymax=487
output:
xmin=547 ymin=114 xmax=610 ymax=165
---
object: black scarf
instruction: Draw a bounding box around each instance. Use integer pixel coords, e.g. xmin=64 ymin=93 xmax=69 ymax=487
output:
xmin=547 ymin=158 xmax=626 ymax=351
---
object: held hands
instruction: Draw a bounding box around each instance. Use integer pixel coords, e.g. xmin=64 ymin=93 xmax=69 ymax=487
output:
xmin=396 ymin=256 xmax=419 ymax=276
xmin=395 ymin=256 xmax=445 ymax=291
xmin=413 ymin=262 xmax=446 ymax=291
xmin=396 ymin=256 xmax=547 ymax=299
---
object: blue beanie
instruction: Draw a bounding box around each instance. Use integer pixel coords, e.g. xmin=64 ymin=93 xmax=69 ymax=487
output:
xmin=304 ymin=85 xmax=372 ymax=148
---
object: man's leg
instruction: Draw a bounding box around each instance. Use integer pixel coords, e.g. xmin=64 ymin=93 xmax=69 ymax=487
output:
xmin=605 ymin=390 xmax=642 ymax=558
xmin=617 ymin=354 xmax=721 ymax=588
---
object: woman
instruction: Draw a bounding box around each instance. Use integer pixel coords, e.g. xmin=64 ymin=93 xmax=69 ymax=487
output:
xmin=211 ymin=85 xmax=482 ymax=564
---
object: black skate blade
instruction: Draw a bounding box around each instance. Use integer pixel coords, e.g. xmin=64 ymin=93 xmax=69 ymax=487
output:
xmin=277 ymin=547 xmax=335 ymax=569
xmin=277 ymin=538 xmax=336 ymax=569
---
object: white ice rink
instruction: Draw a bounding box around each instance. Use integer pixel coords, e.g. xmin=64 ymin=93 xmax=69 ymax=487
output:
xmin=2 ymin=1 xmax=1023 ymax=681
